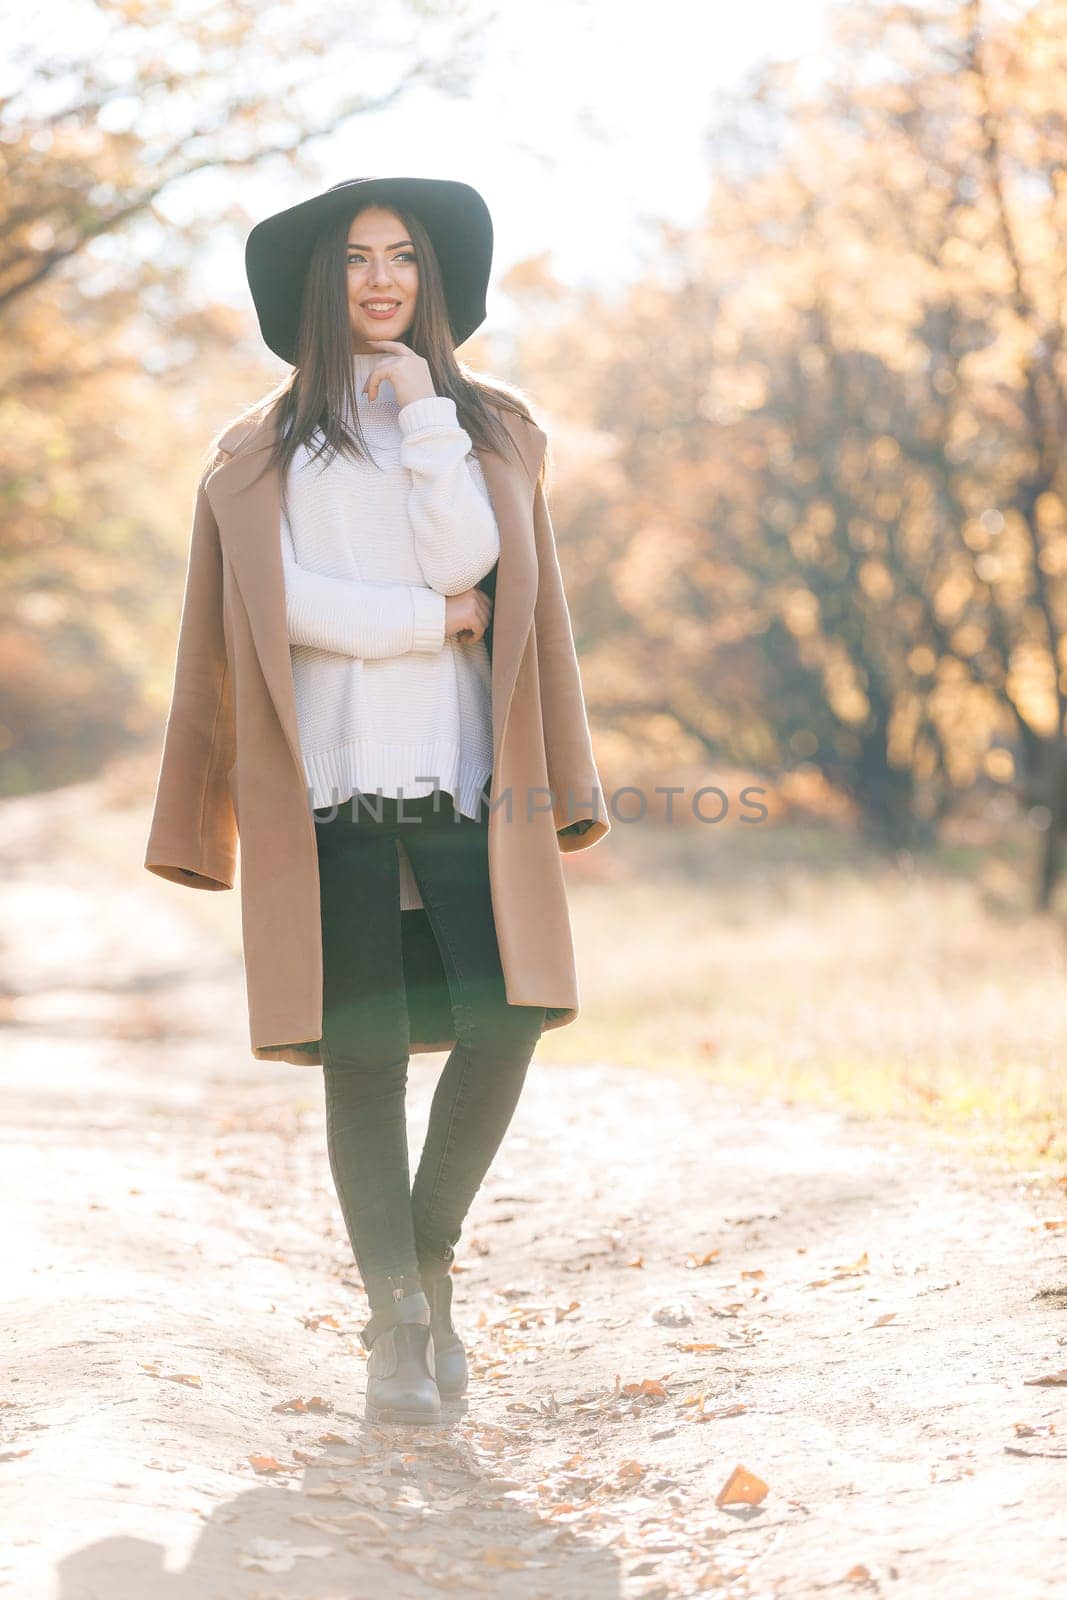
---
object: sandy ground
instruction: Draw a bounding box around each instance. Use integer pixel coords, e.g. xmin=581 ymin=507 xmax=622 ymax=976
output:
xmin=2 ymin=783 xmax=1067 ymax=1600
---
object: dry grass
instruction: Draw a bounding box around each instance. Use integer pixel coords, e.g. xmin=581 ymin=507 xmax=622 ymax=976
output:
xmin=75 ymin=756 xmax=1067 ymax=1179
xmin=556 ymin=814 xmax=1067 ymax=1178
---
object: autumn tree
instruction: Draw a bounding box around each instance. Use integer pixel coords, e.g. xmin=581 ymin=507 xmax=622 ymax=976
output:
xmin=1 ymin=0 xmax=484 ymax=791
xmin=520 ymin=0 xmax=1067 ymax=881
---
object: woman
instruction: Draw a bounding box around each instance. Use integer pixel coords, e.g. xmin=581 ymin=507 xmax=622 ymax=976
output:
xmin=144 ymin=176 xmax=609 ymax=1428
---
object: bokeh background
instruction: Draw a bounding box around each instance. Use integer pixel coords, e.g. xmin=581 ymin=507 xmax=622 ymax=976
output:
xmin=3 ymin=0 xmax=1067 ymax=1168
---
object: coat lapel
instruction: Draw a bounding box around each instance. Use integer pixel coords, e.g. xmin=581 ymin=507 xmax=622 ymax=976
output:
xmin=204 ymin=400 xmax=543 ymax=791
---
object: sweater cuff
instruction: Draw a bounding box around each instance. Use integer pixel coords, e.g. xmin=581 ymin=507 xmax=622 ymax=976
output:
xmin=397 ymin=395 xmax=461 ymax=437
xmin=410 ymin=586 xmax=447 ymax=652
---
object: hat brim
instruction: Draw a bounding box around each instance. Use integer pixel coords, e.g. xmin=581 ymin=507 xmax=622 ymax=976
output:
xmin=245 ymin=176 xmax=493 ymax=364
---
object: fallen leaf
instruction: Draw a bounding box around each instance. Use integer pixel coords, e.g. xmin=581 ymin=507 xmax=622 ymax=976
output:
xmin=292 ymin=1508 xmax=390 ymax=1534
xmin=621 ymin=1379 xmax=669 ymax=1398
xmin=870 ymin=1313 xmax=897 ymax=1328
xmin=247 ymin=1454 xmax=293 ymax=1475
xmin=1023 ymin=1371 xmax=1067 ymax=1386
xmin=237 ymin=1537 xmax=333 ymax=1574
xmin=652 ymin=1303 xmax=694 ymax=1328
xmin=695 ymin=1403 xmax=747 ymax=1423
xmin=685 ymin=1249 xmax=722 ymax=1269
xmin=138 ymin=1361 xmax=201 ymax=1387
xmin=482 ymin=1545 xmax=537 ymax=1568
xmin=715 ymin=1464 xmax=768 ymax=1507
xmin=273 ymin=1396 xmax=333 ymax=1413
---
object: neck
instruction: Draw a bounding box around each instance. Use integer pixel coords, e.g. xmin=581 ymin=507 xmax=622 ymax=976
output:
xmin=351 ymin=337 xmax=407 ymax=356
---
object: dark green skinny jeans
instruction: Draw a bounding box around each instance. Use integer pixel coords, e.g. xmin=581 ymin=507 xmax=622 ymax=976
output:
xmin=312 ymin=787 xmax=545 ymax=1317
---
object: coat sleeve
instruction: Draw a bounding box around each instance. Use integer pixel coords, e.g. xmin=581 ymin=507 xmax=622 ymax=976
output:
xmin=531 ymin=468 xmax=611 ymax=852
xmin=143 ymin=468 xmax=238 ymax=890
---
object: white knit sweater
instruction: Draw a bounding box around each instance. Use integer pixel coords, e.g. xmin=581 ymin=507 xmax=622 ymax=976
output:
xmin=280 ymin=351 xmax=500 ymax=909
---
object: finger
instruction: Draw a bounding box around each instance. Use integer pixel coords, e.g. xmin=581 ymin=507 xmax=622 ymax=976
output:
xmin=364 ymin=357 xmax=397 ymax=400
xmin=363 ymin=367 xmax=384 ymax=398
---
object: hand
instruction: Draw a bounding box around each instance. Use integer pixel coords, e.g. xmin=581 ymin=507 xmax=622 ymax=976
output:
xmin=444 ymin=586 xmax=492 ymax=643
xmin=360 ymin=339 xmax=437 ymax=409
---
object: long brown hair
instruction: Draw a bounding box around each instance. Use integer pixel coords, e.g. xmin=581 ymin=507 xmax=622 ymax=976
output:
xmin=208 ymin=201 xmax=546 ymax=508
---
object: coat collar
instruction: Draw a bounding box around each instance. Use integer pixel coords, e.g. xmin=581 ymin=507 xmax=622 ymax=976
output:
xmin=203 ymin=396 xmax=546 ymax=792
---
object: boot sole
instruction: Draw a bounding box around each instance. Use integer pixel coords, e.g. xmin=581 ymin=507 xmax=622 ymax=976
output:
xmin=365 ymin=1402 xmax=443 ymax=1426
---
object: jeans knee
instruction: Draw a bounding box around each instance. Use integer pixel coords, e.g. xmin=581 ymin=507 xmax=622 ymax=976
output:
xmin=453 ymin=997 xmax=545 ymax=1065
xmin=322 ymin=1054 xmax=409 ymax=1088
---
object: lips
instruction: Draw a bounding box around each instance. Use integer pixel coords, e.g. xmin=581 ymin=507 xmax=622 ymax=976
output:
xmin=361 ymin=301 xmax=401 ymax=318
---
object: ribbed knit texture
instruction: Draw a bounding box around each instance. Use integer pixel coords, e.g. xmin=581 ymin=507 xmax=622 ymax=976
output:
xmin=280 ymin=351 xmax=500 ymax=909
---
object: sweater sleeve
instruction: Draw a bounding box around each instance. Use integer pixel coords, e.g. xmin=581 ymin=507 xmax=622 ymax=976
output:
xmin=281 ymin=507 xmax=446 ymax=658
xmin=397 ymin=396 xmax=501 ymax=595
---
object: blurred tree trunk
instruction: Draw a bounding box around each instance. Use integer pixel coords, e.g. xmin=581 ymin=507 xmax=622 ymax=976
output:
xmin=1019 ymin=731 xmax=1067 ymax=910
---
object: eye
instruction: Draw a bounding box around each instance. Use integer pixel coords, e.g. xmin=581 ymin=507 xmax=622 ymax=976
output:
xmin=347 ymin=251 xmax=417 ymax=264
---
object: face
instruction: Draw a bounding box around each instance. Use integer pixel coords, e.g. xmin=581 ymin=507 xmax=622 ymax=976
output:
xmin=346 ymin=206 xmax=419 ymax=352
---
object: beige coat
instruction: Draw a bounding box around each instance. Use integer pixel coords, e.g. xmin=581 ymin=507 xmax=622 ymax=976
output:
xmin=143 ymin=397 xmax=610 ymax=1065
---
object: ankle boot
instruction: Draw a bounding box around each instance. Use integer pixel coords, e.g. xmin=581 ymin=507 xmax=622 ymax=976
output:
xmin=360 ymin=1290 xmax=441 ymax=1426
xmin=423 ymin=1272 xmax=468 ymax=1398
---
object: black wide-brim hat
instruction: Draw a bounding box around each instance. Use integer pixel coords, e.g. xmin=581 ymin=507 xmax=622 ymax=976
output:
xmin=244 ymin=175 xmax=493 ymax=365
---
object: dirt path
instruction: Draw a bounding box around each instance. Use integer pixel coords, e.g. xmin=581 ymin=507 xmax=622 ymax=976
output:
xmin=2 ymin=782 xmax=1066 ymax=1600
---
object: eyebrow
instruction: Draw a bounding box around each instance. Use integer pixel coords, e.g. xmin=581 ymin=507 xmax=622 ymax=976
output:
xmin=347 ymin=240 xmax=414 ymax=251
